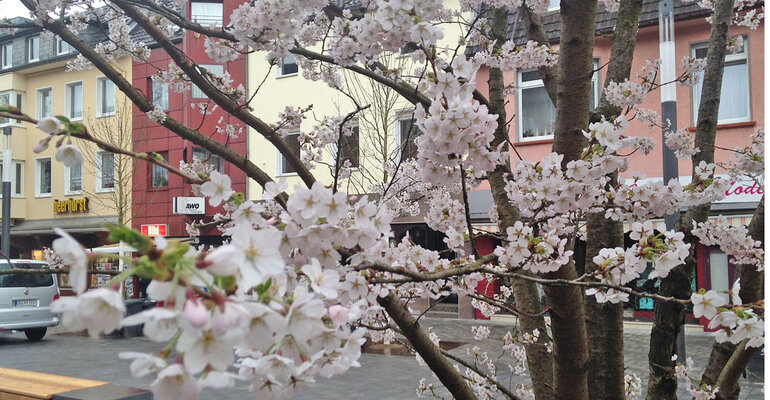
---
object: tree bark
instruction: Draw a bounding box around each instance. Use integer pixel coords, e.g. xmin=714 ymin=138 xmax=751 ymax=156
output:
xmin=714 ymin=342 xmax=761 ymax=400
xmin=542 ymin=1 xmax=598 ymax=399
xmin=377 ymin=292 xmax=478 ymax=400
xmin=583 ymin=2 xmax=643 ymax=399
xmin=646 ymin=1 xmax=735 ymax=398
xmin=486 ymin=6 xmax=555 ymax=399
xmin=701 ymin=196 xmax=764 ymax=395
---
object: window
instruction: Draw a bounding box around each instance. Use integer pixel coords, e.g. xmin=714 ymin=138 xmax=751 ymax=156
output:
xmin=0 ymin=161 xmax=24 ymax=197
xmin=191 ymin=64 xmax=224 ymax=99
xmin=1 ymin=43 xmax=12 ymax=69
xmin=548 ymin=0 xmax=559 ymax=10
xmin=277 ymin=54 xmax=298 ymax=77
xmin=336 ymin=124 xmax=360 ymax=168
xmin=151 ymin=77 xmax=169 ymax=110
xmin=397 ymin=42 xmax=419 ymax=57
xmin=97 ymin=76 xmax=116 ymax=116
xmin=516 ymin=63 xmax=599 ymax=141
xmin=27 ymin=36 xmax=39 ymax=62
xmin=96 ymin=151 xmax=115 ymax=191
xmin=36 ymin=87 xmax=53 ymax=119
xmin=0 ymin=91 xmax=23 ymax=126
xmin=692 ymin=38 xmax=750 ymax=124
xmin=151 ymin=153 xmax=169 ymax=188
xmin=57 ymin=37 xmax=72 ymax=55
xmin=277 ymin=131 xmax=301 ymax=175
xmin=66 ymin=81 xmax=83 ymax=120
xmin=190 ymin=1 xmax=223 ymax=27
xmin=35 ymin=157 xmax=51 ymax=197
xmin=64 ymin=162 xmax=82 ymax=194
xmin=397 ymin=113 xmax=423 ymax=161
xmin=192 ymin=148 xmax=225 ymax=174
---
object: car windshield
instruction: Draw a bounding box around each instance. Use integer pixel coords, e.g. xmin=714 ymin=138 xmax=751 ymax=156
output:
xmin=0 ymin=262 xmax=54 ymax=288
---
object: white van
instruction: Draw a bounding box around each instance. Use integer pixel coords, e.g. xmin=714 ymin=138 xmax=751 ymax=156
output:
xmin=0 ymin=260 xmax=60 ymax=341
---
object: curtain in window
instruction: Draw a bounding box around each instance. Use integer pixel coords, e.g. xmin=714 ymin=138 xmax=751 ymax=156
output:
xmin=69 ymin=84 xmax=83 ymax=119
xmin=191 ymin=2 xmax=223 ymax=26
xmin=521 ymin=86 xmax=556 ymax=138
xmin=101 ymin=79 xmax=116 ymax=114
xmin=192 ymin=65 xmax=224 ymax=98
xmin=152 ymin=154 xmax=169 ymax=187
xmin=152 ymin=78 xmax=169 ymax=110
xmin=39 ymin=89 xmax=52 ymax=118
xmin=69 ymin=163 xmax=82 ymax=192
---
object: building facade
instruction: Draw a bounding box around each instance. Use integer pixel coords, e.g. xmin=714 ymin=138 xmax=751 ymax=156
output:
xmin=130 ymin=0 xmax=247 ymax=246
xmin=0 ymin=18 xmax=132 ymax=260
xmin=470 ymin=2 xmax=764 ymax=325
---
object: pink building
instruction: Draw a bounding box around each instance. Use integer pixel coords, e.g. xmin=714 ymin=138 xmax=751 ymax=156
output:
xmin=470 ymin=2 xmax=764 ymax=325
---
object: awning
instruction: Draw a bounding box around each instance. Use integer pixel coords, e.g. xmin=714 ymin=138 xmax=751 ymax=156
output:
xmin=10 ymin=216 xmax=119 ymax=235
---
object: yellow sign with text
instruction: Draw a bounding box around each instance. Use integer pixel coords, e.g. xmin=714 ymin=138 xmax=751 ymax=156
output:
xmin=53 ymin=198 xmax=89 ymax=214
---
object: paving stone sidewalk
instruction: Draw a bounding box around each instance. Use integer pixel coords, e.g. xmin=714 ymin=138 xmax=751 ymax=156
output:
xmin=0 ymin=318 xmax=762 ymax=399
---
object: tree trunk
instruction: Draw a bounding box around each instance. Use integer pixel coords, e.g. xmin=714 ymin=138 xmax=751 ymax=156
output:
xmin=646 ymin=0 xmax=735 ymax=398
xmin=378 ymin=292 xmax=479 ymax=400
xmin=701 ymin=196 xmax=764 ymax=395
xmin=583 ymin=2 xmax=643 ymax=399
xmin=486 ymin=6 xmax=555 ymax=399
xmin=538 ymin=1 xmax=598 ymax=399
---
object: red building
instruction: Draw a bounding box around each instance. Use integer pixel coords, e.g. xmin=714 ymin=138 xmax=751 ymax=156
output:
xmin=131 ymin=0 xmax=247 ymax=245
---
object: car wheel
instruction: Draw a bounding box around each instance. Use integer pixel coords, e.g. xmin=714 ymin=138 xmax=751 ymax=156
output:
xmin=24 ymin=328 xmax=47 ymax=342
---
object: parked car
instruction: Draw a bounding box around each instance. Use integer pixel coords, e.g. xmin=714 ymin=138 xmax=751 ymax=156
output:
xmin=0 ymin=260 xmax=60 ymax=341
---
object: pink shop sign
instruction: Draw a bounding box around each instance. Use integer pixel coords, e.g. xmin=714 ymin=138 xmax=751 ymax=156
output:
xmin=624 ymin=175 xmax=763 ymax=204
xmin=722 ymin=179 xmax=764 ymax=203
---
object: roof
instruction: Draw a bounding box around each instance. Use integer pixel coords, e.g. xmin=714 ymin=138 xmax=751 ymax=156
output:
xmin=469 ymin=0 xmax=711 ymax=54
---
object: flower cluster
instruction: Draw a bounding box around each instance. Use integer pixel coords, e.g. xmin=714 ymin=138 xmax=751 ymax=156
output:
xmin=664 ymin=128 xmax=700 ymax=159
xmin=692 ymin=217 xmax=764 ymax=271
xmin=679 ymin=56 xmax=707 ymax=87
xmin=673 ymin=356 xmax=720 ymax=400
xmin=723 ymin=127 xmax=764 ymax=178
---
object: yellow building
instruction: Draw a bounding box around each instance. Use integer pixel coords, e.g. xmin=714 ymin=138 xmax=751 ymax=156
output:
xmin=0 ymin=18 xmax=132 ymax=259
xmin=246 ymin=1 xmax=465 ymax=199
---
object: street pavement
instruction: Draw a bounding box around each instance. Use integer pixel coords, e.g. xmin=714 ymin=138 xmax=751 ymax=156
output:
xmin=0 ymin=318 xmax=763 ymax=399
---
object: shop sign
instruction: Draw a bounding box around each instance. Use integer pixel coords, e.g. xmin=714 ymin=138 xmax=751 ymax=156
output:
xmin=53 ymin=198 xmax=89 ymax=214
xmin=625 ymin=175 xmax=763 ymax=204
xmin=141 ymin=224 xmax=167 ymax=237
xmin=173 ymin=197 xmax=206 ymax=215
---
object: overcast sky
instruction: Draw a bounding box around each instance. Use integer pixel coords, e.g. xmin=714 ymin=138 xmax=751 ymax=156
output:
xmin=5 ymin=0 xmax=29 ymax=18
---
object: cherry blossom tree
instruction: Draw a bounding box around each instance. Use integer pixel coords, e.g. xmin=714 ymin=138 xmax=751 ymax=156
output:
xmin=0 ymin=0 xmax=764 ymax=399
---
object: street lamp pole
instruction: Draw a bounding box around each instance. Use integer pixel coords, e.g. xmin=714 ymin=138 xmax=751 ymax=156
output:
xmin=2 ymin=126 xmax=11 ymax=257
xmin=659 ymin=0 xmax=685 ymax=361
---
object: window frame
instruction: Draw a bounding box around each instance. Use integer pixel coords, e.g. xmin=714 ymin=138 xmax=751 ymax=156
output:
xmin=57 ymin=37 xmax=72 ymax=55
xmin=34 ymin=157 xmax=52 ymax=198
xmin=192 ymin=147 xmax=225 ymax=174
xmin=276 ymin=54 xmax=298 ymax=78
xmin=63 ymin=162 xmax=83 ymax=195
xmin=395 ymin=110 xmax=423 ymax=162
xmin=190 ymin=1 xmax=224 ymax=27
xmin=150 ymin=152 xmax=170 ymax=189
xmin=0 ymin=90 xmax=24 ymax=127
xmin=65 ymin=80 xmax=84 ymax=121
xmin=275 ymin=130 xmax=301 ymax=177
xmin=691 ymin=37 xmax=751 ymax=125
xmin=191 ymin=64 xmax=224 ymax=99
xmin=36 ymin=86 xmax=53 ymax=120
xmin=516 ymin=61 xmax=600 ymax=142
xmin=27 ymin=36 xmax=39 ymax=62
xmin=1 ymin=43 xmax=12 ymax=69
xmin=331 ymin=120 xmax=360 ymax=170
xmin=95 ymin=151 xmax=115 ymax=193
xmin=0 ymin=160 xmax=24 ymax=198
xmin=150 ymin=77 xmax=169 ymax=110
xmin=96 ymin=76 xmax=116 ymax=117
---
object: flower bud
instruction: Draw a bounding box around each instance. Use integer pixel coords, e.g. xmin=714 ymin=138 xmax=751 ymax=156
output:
xmin=182 ymin=297 xmax=209 ymax=329
xmin=328 ymin=305 xmax=350 ymax=326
